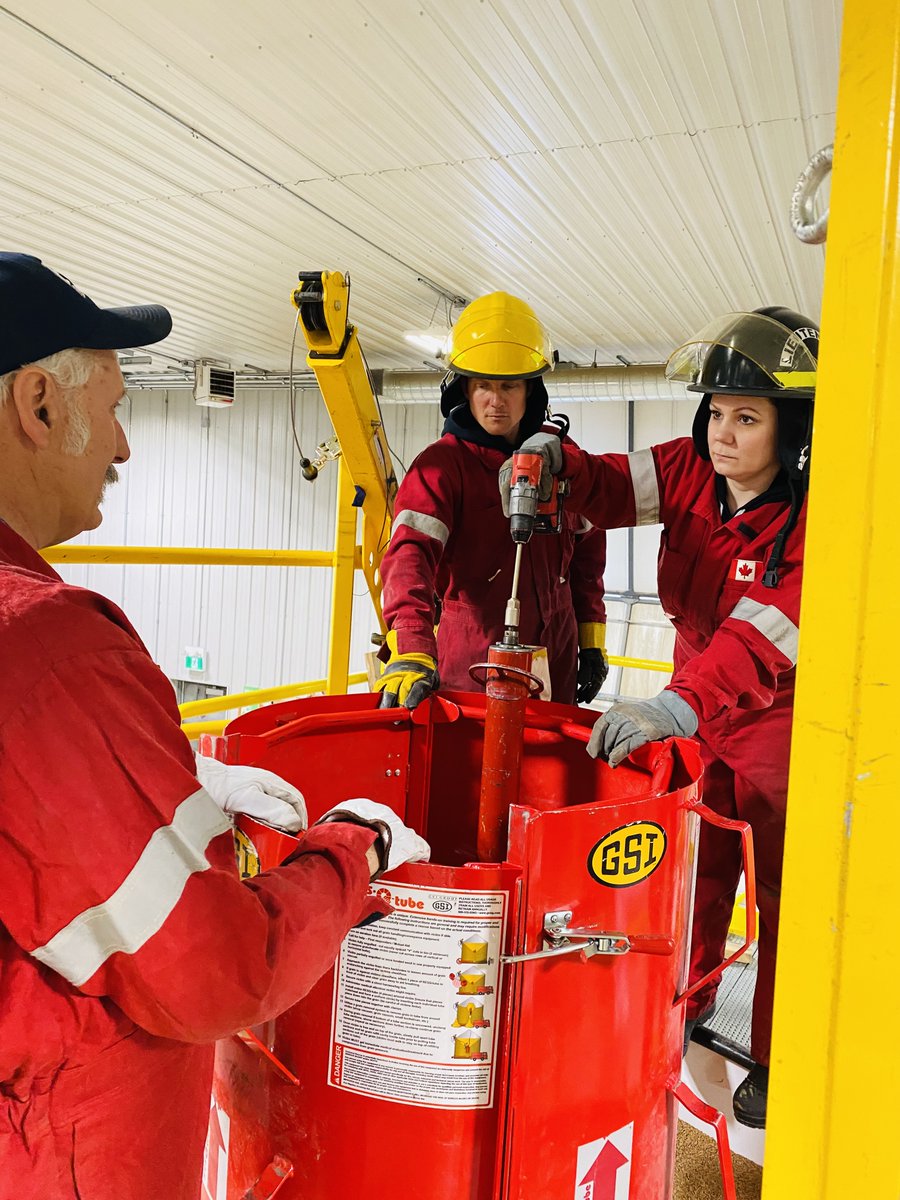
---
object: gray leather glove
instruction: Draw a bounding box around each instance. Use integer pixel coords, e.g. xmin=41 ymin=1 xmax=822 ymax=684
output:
xmin=587 ymin=691 xmax=698 ymax=767
xmin=318 ymin=797 xmax=431 ymax=876
xmin=499 ymin=433 xmax=564 ymax=517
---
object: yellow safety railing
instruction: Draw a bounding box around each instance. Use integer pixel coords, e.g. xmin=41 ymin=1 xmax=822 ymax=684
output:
xmin=178 ymin=658 xmax=672 ymax=741
xmin=607 ymin=654 xmax=672 ymax=673
xmin=179 ymin=673 xmax=368 ymax=717
xmin=43 ymin=545 xmax=359 ymax=568
xmin=179 ymin=672 xmax=368 ymax=740
xmin=42 ymin=542 xmax=367 ymax=696
xmin=43 ymin=544 xmax=672 ymax=714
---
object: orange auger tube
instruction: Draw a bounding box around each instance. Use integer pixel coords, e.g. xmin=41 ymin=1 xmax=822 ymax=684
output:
xmin=472 ymin=644 xmax=543 ymax=861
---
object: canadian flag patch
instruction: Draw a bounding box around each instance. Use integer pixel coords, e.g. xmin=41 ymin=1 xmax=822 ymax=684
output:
xmin=731 ymin=558 xmax=762 ymax=582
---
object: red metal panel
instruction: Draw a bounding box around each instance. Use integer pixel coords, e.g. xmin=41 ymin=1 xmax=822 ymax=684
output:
xmin=495 ymin=742 xmax=702 ymax=1200
xmin=209 ymin=694 xmax=415 ymax=824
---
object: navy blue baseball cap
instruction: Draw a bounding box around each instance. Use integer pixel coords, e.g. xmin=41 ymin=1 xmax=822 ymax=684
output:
xmin=0 ymin=252 xmax=172 ymax=375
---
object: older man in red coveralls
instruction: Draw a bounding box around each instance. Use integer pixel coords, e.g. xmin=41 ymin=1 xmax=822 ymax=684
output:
xmin=502 ymin=307 xmax=819 ymax=1129
xmin=375 ymin=291 xmax=608 ymax=711
xmin=0 ymin=253 xmax=428 ymax=1200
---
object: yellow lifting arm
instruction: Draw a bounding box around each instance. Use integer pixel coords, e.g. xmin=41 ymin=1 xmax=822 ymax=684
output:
xmin=291 ymin=271 xmax=397 ymax=633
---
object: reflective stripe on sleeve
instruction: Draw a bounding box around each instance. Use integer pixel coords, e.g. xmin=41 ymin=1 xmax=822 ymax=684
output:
xmin=728 ymin=597 xmax=800 ymax=665
xmin=392 ymin=509 xmax=450 ymax=545
xmin=31 ymin=789 xmax=233 ymax=987
xmin=627 ymin=449 xmax=661 ymax=525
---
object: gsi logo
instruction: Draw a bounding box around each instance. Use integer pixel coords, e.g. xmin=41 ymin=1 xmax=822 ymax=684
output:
xmin=432 ymin=900 xmax=453 ymax=912
xmin=587 ymin=821 xmax=667 ymax=888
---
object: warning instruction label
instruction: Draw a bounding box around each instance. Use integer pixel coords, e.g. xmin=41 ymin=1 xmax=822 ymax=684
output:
xmin=329 ymin=882 xmax=507 ymax=1109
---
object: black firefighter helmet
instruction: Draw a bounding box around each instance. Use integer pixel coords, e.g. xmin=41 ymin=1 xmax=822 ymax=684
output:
xmin=666 ymin=306 xmax=820 ymax=587
xmin=666 ymin=306 xmax=819 ymax=484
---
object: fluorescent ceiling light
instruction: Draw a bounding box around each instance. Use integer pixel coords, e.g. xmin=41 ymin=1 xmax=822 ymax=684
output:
xmin=404 ymin=331 xmax=447 ymax=358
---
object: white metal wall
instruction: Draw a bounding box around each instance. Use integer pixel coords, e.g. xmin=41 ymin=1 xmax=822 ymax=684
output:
xmin=57 ymin=386 xmax=695 ymax=698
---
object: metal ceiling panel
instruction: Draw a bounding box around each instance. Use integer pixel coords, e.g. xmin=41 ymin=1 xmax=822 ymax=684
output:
xmin=0 ymin=0 xmax=839 ymax=372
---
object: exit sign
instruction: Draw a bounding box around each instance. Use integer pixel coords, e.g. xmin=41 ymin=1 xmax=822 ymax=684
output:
xmin=185 ymin=646 xmax=206 ymax=672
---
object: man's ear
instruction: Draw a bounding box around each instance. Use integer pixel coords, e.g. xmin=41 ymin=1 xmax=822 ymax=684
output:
xmin=10 ymin=367 xmax=62 ymax=449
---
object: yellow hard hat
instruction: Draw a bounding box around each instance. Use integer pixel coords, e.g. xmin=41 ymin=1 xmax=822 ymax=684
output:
xmin=445 ymin=292 xmax=553 ymax=380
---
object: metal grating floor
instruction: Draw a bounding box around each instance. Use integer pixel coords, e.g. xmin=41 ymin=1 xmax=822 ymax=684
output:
xmin=692 ymin=941 xmax=757 ymax=1066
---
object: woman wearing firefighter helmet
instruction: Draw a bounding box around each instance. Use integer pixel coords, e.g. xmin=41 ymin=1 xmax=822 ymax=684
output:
xmin=501 ymin=305 xmax=819 ymax=1127
xmin=375 ymin=290 xmax=608 ymax=712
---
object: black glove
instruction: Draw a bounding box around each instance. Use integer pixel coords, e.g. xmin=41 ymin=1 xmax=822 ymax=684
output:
xmin=576 ymin=646 xmax=609 ymax=704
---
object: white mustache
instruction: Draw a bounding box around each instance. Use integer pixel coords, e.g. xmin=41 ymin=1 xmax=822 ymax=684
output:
xmin=100 ymin=464 xmax=119 ymax=499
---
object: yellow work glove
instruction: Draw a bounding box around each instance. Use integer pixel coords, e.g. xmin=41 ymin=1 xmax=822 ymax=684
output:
xmin=373 ymin=630 xmax=439 ymax=711
xmin=576 ymin=622 xmax=609 ymax=704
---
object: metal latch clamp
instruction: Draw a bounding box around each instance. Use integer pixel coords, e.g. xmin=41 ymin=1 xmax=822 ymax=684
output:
xmin=500 ymin=910 xmax=674 ymax=965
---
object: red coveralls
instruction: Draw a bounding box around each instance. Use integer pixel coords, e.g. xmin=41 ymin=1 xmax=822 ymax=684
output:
xmin=0 ymin=525 xmax=383 ymax=1200
xmin=563 ymin=438 xmax=805 ymax=1065
xmin=381 ymin=433 xmax=607 ymax=703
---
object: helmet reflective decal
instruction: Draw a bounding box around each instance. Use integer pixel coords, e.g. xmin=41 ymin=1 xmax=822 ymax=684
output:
xmin=772 ymin=371 xmax=817 ymax=387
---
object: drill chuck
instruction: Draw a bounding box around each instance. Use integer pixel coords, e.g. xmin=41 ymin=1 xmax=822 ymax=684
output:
xmin=510 ymin=514 xmax=533 ymax=544
xmin=509 ymin=478 xmax=538 ymax=544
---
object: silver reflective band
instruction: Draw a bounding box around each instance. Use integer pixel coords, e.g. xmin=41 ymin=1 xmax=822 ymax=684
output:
xmin=729 ymin=598 xmax=800 ymax=665
xmin=31 ymin=789 xmax=233 ymax=987
xmin=627 ymin=449 xmax=660 ymax=525
xmin=393 ymin=509 xmax=450 ymax=545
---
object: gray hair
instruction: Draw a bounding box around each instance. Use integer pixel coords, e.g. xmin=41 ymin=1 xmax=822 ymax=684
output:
xmin=0 ymin=347 xmax=107 ymax=454
xmin=0 ymin=347 xmax=106 ymax=407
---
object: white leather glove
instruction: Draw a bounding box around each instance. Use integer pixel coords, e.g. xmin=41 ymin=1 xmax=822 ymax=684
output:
xmin=586 ymin=691 xmax=699 ymax=767
xmin=317 ymin=797 xmax=431 ymax=875
xmin=195 ymin=755 xmax=308 ymax=832
xmin=499 ymin=432 xmax=564 ymax=517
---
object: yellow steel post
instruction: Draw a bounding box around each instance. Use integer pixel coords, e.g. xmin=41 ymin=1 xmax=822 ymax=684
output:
xmin=763 ymin=3 xmax=900 ymax=1196
xmin=326 ymin=456 xmax=358 ymax=694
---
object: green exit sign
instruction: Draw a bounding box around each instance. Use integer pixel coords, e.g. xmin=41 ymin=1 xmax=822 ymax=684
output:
xmin=184 ymin=646 xmax=205 ymax=672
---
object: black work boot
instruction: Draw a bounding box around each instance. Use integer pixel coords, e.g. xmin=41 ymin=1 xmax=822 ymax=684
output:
xmin=682 ymin=1003 xmax=716 ymax=1056
xmin=732 ymin=1063 xmax=769 ymax=1128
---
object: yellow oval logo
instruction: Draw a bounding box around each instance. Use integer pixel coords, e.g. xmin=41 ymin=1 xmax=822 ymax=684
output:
xmin=588 ymin=821 xmax=667 ymax=888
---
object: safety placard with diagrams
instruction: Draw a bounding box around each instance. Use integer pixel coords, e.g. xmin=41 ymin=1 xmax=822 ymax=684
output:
xmin=329 ymin=881 xmax=508 ymax=1109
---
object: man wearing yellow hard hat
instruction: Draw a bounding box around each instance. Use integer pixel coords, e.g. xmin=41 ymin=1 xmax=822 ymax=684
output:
xmin=374 ymin=291 xmax=608 ymax=709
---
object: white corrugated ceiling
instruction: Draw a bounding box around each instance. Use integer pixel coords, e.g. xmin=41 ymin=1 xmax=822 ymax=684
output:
xmin=0 ymin=0 xmax=839 ymax=374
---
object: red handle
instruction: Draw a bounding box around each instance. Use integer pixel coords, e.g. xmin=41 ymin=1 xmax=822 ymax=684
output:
xmin=669 ymin=1080 xmax=737 ymax=1200
xmin=260 ymin=706 xmax=411 ymax=747
xmin=451 ymin=699 xmax=592 ymax=745
xmin=204 ymin=706 xmax=414 ymax=766
xmin=674 ymin=799 xmax=757 ymax=1005
xmin=627 ymin=934 xmax=676 ymax=956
